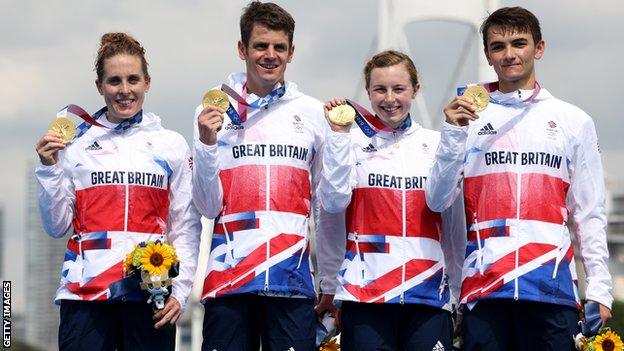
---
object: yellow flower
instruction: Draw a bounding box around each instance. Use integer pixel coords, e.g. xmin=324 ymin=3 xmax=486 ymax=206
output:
xmin=594 ymin=330 xmax=624 ymax=351
xmin=319 ymin=338 xmax=340 ymax=351
xmin=140 ymin=242 xmax=176 ymax=276
xmin=123 ymin=250 xmax=135 ymax=273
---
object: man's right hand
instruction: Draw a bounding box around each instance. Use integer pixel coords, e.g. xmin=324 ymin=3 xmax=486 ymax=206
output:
xmin=36 ymin=131 xmax=65 ymax=166
xmin=443 ymin=96 xmax=479 ymax=127
xmin=324 ymin=97 xmax=352 ymax=133
xmin=197 ymin=106 xmax=225 ymax=145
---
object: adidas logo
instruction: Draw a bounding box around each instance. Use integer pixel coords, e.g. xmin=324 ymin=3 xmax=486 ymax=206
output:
xmin=85 ymin=141 xmax=102 ymax=151
xmin=362 ymin=143 xmax=378 ymax=153
xmin=432 ymin=340 xmax=445 ymax=351
xmin=224 ymin=123 xmax=244 ymax=131
xmin=477 ymin=122 xmax=497 ymax=135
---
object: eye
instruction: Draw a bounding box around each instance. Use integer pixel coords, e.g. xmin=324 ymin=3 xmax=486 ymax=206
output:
xmin=274 ymin=44 xmax=288 ymax=52
xmin=107 ymin=77 xmax=121 ymax=85
xmin=489 ymin=43 xmax=503 ymax=51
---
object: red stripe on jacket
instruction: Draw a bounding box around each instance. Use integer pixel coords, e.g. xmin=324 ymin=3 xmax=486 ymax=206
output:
xmin=346 ymin=187 xmax=440 ymax=239
xmin=220 ymin=165 xmax=311 ymax=216
xmin=74 ymin=185 xmax=169 ymax=234
xmin=464 ymin=172 xmax=568 ymax=224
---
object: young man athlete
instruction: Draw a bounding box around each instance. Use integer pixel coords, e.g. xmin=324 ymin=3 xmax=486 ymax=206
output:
xmin=426 ymin=6 xmax=612 ymax=351
xmin=192 ymin=2 xmax=338 ymax=350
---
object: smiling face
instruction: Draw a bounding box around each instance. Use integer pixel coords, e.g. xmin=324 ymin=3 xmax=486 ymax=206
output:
xmin=96 ymin=54 xmax=150 ymax=124
xmin=366 ymin=63 xmax=419 ymax=129
xmin=485 ymin=25 xmax=544 ymax=92
xmin=238 ymin=23 xmax=294 ymax=96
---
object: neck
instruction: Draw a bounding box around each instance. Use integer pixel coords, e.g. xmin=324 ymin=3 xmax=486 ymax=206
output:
xmin=498 ymin=74 xmax=536 ymax=93
xmin=246 ymin=78 xmax=281 ymax=97
xmin=383 ymin=114 xmax=409 ymax=130
xmin=106 ymin=112 xmax=123 ymax=124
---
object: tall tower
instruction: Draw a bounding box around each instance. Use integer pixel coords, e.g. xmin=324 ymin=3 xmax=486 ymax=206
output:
xmin=25 ymin=161 xmax=67 ymax=350
xmin=377 ymin=0 xmax=499 ymax=129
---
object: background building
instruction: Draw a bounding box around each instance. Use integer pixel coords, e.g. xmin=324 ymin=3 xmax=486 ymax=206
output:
xmin=24 ymin=161 xmax=66 ymax=351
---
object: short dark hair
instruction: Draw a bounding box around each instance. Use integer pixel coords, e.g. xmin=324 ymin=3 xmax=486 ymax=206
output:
xmin=240 ymin=1 xmax=295 ymax=47
xmin=364 ymin=50 xmax=419 ymax=90
xmin=480 ymin=7 xmax=542 ymax=49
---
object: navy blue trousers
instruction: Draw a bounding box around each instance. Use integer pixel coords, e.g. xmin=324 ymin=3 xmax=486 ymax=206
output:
xmin=462 ymin=299 xmax=580 ymax=351
xmin=59 ymin=300 xmax=175 ymax=351
xmin=202 ymin=294 xmax=316 ymax=351
xmin=340 ymin=301 xmax=453 ymax=351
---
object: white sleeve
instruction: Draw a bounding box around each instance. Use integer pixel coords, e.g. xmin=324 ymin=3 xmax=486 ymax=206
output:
xmin=312 ymin=122 xmax=348 ymax=295
xmin=315 ymin=204 xmax=346 ymax=295
xmin=167 ymin=137 xmax=202 ymax=312
xmin=36 ymin=161 xmax=75 ymax=238
xmin=426 ymin=122 xmax=468 ymax=212
xmin=192 ymin=105 xmax=223 ymax=219
xmin=318 ymin=130 xmax=356 ymax=213
xmin=567 ymin=118 xmax=613 ymax=309
xmin=439 ymin=192 xmax=466 ymax=306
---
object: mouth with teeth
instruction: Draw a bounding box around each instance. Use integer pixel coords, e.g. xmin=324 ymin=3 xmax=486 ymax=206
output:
xmin=259 ymin=62 xmax=279 ymax=70
xmin=380 ymin=105 xmax=401 ymax=114
xmin=116 ymin=98 xmax=136 ymax=107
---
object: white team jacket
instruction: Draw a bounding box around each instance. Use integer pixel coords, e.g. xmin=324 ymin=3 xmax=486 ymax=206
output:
xmin=36 ymin=110 xmax=201 ymax=310
xmin=317 ymin=119 xmax=465 ymax=308
xmin=192 ymin=73 xmax=340 ymax=299
xmin=426 ymin=87 xmax=613 ymax=309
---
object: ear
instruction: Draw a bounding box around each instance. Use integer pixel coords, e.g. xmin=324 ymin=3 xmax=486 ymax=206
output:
xmin=145 ymin=76 xmax=151 ymax=92
xmin=484 ymin=48 xmax=492 ymax=66
xmin=95 ymin=79 xmax=104 ymax=95
xmin=534 ymin=40 xmax=545 ymax=60
xmin=237 ymin=40 xmax=247 ymax=60
xmin=412 ymin=83 xmax=420 ymax=98
xmin=287 ymin=44 xmax=295 ymax=63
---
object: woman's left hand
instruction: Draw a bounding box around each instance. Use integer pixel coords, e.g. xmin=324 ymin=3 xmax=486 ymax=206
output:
xmin=153 ymin=296 xmax=181 ymax=329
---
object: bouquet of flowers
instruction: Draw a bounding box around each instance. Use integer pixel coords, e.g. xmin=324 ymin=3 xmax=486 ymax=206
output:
xmin=575 ymin=328 xmax=623 ymax=351
xmin=123 ymin=240 xmax=179 ymax=310
xmin=316 ymin=312 xmax=340 ymax=350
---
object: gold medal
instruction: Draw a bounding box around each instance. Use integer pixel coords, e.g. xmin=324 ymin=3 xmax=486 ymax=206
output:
xmin=327 ymin=104 xmax=356 ymax=126
xmin=462 ymin=85 xmax=490 ymax=112
xmin=48 ymin=117 xmax=76 ymax=143
xmin=202 ymin=89 xmax=230 ymax=111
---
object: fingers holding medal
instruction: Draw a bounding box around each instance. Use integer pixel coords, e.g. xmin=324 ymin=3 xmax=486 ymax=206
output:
xmin=462 ymin=85 xmax=489 ymax=112
xmin=324 ymin=97 xmax=355 ymax=133
xmin=198 ymin=89 xmax=228 ymax=146
xmin=37 ymin=117 xmax=75 ymax=166
xmin=443 ymin=85 xmax=488 ymax=127
xmin=202 ymin=89 xmax=230 ymax=112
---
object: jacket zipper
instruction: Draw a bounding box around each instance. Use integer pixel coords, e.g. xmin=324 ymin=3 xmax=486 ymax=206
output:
xmin=551 ymin=220 xmax=567 ymax=279
xmin=264 ymin=130 xmax=271 ymax=293
xmin=473 ymin=213 xmax=484 ymax=274
xmin=514 ymin=171 xmax=521 ymax=300
xmin=396 ymin=131 xmax=407 ymax=305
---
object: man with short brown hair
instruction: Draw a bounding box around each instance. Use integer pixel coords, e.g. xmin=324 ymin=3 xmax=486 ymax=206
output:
xmin=427 ymin=6 xmax=613 ymax=350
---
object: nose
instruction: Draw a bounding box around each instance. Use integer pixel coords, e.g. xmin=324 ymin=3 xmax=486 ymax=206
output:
xmin=384 ymin=91 xmax=396 ymax=102
xmin=502 ymin=45 xmax=515 ymax=61
xmin=120 ymin=81 xmax=130 ymax=94
xmin=265 ymin=45 xmax=277 ymax=59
